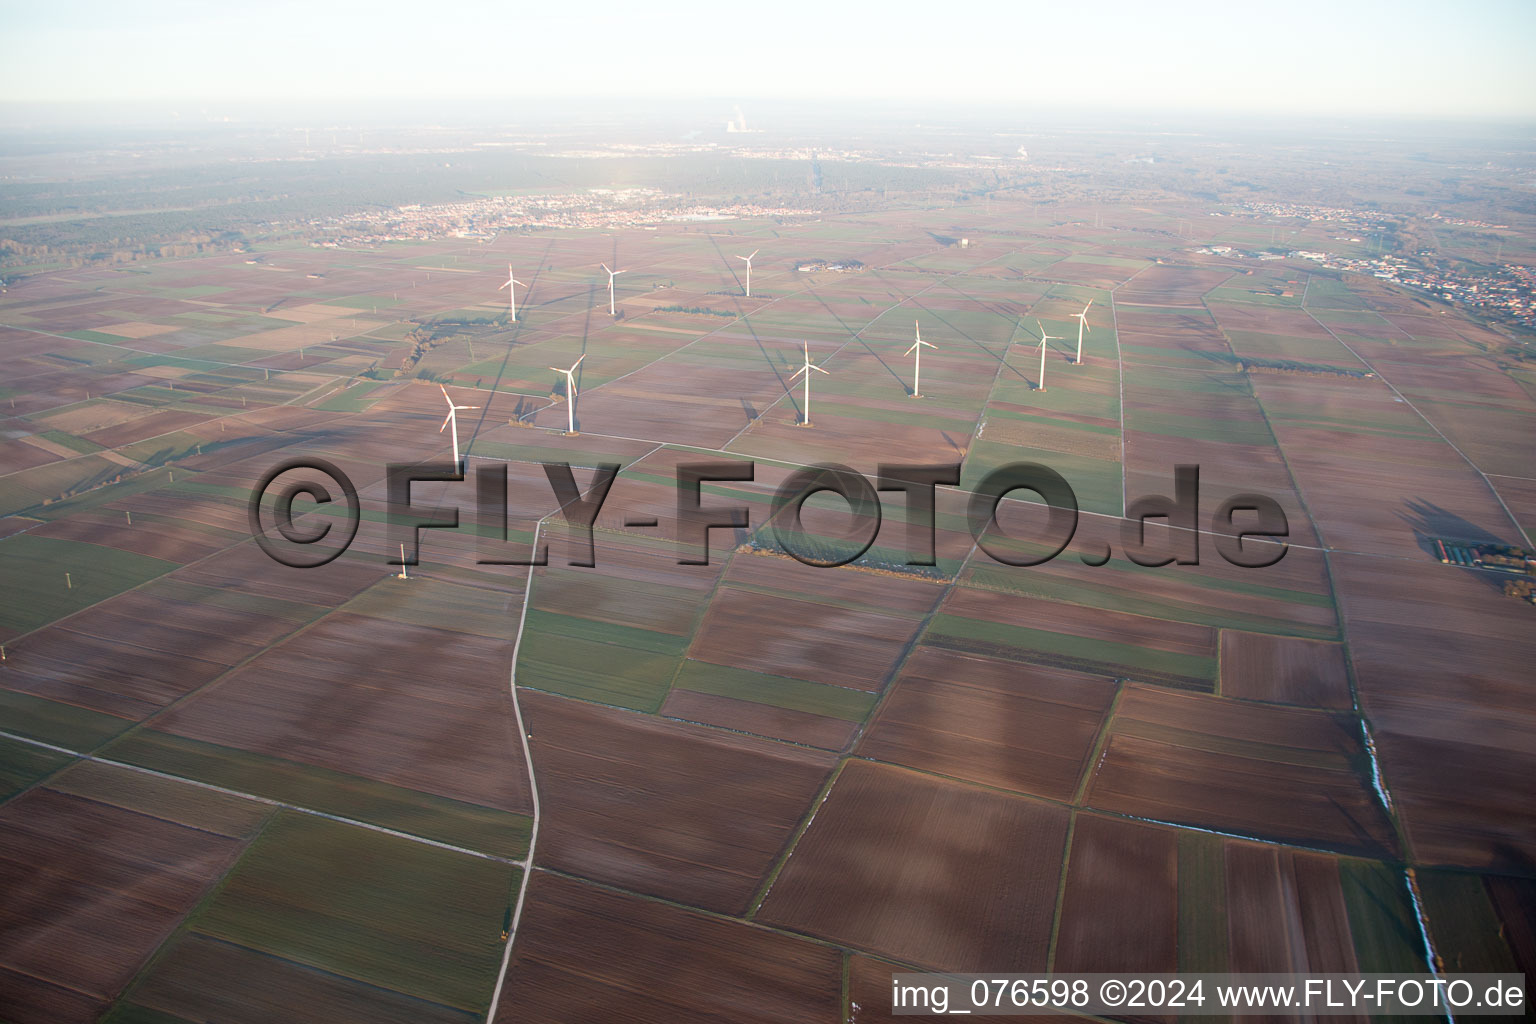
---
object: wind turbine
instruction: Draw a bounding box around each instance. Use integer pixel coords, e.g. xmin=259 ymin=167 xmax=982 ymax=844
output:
xmin=439 ymin=385 xmax=481 ymax=467
xmin=905 ymin=320 xmax=936 ymax=398
xmin=736 ymin=249 xmax=759 ymax=297
xmin=600 ymin=263 xmax=625 ymax=316
xmin=497 ymin=265 xmax=526 ymax=322
xmin=549 ymin=355 xmax=585 ymax=434
xmin=789 ymin=342 xmax=829 ymax=426
xmin=1035 ymin=319 xmax=1062 ymax=392
xmin=1070 ymin=300 xmax=1093 ymax=364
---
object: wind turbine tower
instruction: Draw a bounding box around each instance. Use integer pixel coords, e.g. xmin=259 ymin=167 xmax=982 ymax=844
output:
xmin=549 ymin=355 xmax=585 ymax=434
xmin=906 ymin=320 xmax=936 ymax=398
xmin=497 ymin=265 xmax=526 ymax=322
xmin=737 ymin=249 xmax=759 ymax=297
xmin=600 ymin=263 xmax=625 ymax=316
xmin=1070 ymin=300 xmax=1093 ymax=365
xmin=789 ymin=342 xmax=829 ymax=426
xmin=1035 ymin=319 xmax=1063 ymax=392
xmin=439 ymin=385 xmax=481 ymax=468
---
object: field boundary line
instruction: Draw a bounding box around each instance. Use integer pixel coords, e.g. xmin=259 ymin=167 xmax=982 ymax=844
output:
xmin=105 ymin=807 xmax=284 ymax=1012
xmin=1044 ymin=808 xmax=1079 ymax=971
xmin=744 ymin=757 xmax=851 ymax=920
xmin=1106 ymin=263 xmax=1153 ymax=519
xmin=484 ymin=442 xmax=661 ymax=1020
xmin=483 ymin=517 xmax=543 ymax=1021
xmin=0 ymin=728 xmax=523 ymax=865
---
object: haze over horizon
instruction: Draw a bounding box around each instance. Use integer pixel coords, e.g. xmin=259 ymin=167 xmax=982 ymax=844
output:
xmin=3 ymin=0 xmax=1534 ymax=121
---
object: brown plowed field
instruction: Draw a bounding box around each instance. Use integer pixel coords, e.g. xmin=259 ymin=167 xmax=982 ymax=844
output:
xmin=1116 ymin=265 xmax=1232 ymax=306
xmin=81 ymin=409 xmax=218 ymax=449
xmin=857 ymin=648 xmax=1115 ymax=801
xmin=0 ymin=789 xmax=244 ymax=1020
xmin=1251 ymin=373 xmax=1521 ymax=558
xmin=1223 ymin=842 xmax=1362 ymax=974
xmin=3 ymin=598 xmax=266 ymax=721
xmin=122 ymin=934 xmax=474 ymax=1024
xmin=149 ymin=610 xmax=531 ymax=814
xmin=0 ymin=439 xmax=60 ymax=475
xmin=1220 ymin=630 xmax=1352 ymax=708
xmin=1054 ymin=813 xmax=1179 ymax=973
xmin=522 ymin=691 xmax=834 ymax=914
xmin=494 ymin=872 xmax=841 ymax=1023
xmin=688 ymin=560 xmax=941 ymax=692
xmin=1488 ymin=474 xmax=1536 ymax=534
xmin=1329 ymin=552 xmax=1536 ymax=870
xmin=757 ymin=759 xmax=1069 ymax=971
xmin=1121 ymin=432 xmax=1318 ymax=547
xmin=31 ymin=511 xmax=233 ymax=562
xmin=1085 ymin=684 xmax=1396 ymax=857
xmin=173 ymin=542 xmax=382 ymax=606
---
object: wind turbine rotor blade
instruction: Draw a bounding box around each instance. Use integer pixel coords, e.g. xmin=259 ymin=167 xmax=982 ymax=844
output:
xmin=462 ymin=405 xmax=481 ymax=411
xmin=548 ymin=367 xmax=565 ymax=374
xmin=600 ymin=263 xmax=610 ymax=274
xmin=789 ymin=365 xmax=807 ymax=381
xmin=498 ymin=279 xmax=510 ymax=290
xmin=440 ymin=411 xmax=453 ymax=432
xmin=905 ymin=341 xmax=919 ymax=356
xmin=572 ymin=354 xmax=585 ymax=369
xmin=811 ymin=364 xmax=830 ymax=375
xmin=749 ymin=249 xmax=758 ymax=259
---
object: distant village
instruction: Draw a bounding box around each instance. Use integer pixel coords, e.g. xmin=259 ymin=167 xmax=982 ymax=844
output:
xmin=303 ymin=188 xmax=815 ymax=247
xmin=1203 ymin=202 xmax=1535 ymax=332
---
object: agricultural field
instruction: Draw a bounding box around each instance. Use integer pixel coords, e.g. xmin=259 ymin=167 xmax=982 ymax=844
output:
xmin=520 ymin=691 xmax=835 ymax=914
xmin=2 ymin=182 xmax=1532 ymax=1020
xmin=111 ymin=810 xmax=520 ymax=1023
xmin=1055 ymin=813 xmax=1424 ymax=975
xmin=1081 ymin=684 xmax=1398 ymax=856
xmin=756 ymin=759 xmax=1070 ymax=972
xmin=0 ymin=784 xmax=251 ymax=1023
xmin=495 ymin=872 xmax=841 ymax=1023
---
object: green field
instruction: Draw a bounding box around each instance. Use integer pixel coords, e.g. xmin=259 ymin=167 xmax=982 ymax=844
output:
xmin=0 ymin=733 xmax=73 ymax=800
xmin=0 ymin=534 xmax=179 ymax=636
xmin=101 ymin=729 xmax=531 ymax=860
xmin=671 ymin=659 xmax=876 ymax=721
xmin=925 ymin=610 xmax=1218 ymax=686
xmin=120 ymin=810 xmax=518 ymax=1017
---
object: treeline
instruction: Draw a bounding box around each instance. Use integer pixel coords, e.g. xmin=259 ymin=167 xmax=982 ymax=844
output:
xmin=396 ymin=316 xmax=505 ymax=376
xmin=655 ymin=305 xmax=737 ymax=317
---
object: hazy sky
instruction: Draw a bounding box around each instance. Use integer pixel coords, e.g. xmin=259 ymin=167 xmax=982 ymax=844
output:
xmin=3 ymin=0 xmax=1534 ymax=119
